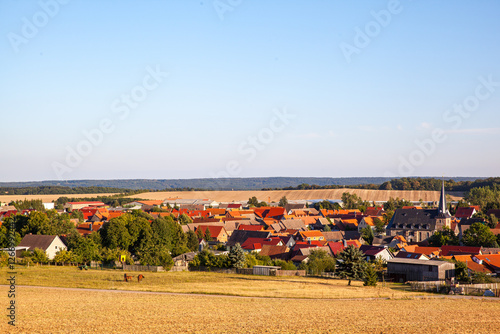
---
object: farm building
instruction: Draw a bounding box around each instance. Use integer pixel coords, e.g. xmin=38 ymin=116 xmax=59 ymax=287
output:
xmin=387 ymin=258 xmax=455 ymax=282
xmin=253 ymin=265 xmax=282 ymax=276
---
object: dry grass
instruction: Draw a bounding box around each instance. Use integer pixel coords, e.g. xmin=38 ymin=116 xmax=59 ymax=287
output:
xmin=1 ymin=287 xmax=499 ymax=333
xmin=3 ymin=266 xmax=423 ymax=299
xmin=127 ymin=189 xmax=464 ymax=203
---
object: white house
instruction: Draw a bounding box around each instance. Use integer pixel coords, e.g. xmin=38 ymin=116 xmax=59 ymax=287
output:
xmin=18 ymin=234 xmax=67 ymax=260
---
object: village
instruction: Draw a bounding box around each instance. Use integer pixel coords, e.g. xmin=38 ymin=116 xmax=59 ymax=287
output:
xmin=2 ymin=181 xmax=500 ymax=295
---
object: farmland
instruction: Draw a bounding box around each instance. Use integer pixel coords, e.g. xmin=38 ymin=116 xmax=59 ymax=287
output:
xmin=125 ymin=188 xmax=464 ymax=203
xmin=2 ymin=266 xmax=424 ymax=299
xmin=1 ymin=279 xmax=499 ymax=333
xmin=0 ymin=189 xmax=464 ymax=205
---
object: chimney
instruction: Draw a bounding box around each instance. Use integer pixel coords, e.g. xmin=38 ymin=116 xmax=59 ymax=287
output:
xmin=342 ymin=239 xmax=347 ymax=247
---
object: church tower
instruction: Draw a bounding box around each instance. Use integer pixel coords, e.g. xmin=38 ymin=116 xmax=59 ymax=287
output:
xmin=435 ymin=179 xmax=451 ymax=230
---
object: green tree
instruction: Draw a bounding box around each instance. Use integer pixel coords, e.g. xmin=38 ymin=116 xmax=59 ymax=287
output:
xmin=228 ymin=243 xmax=246 ymax=269
xmin=486 ymin=214 xmax=498 ymax=229
xmin=336 ymin=245 xmax=365 ymax=285
xmin=248 ymin=196 xmax=259 ymax=207
xmin=278 ymin=196 xmax=288 ymax=207
xmin=363 ymin=263 xmax=378 ymax=286
xmin=53 ymin=249 xmax=76 ymax=264
xmin=186 ymin=230 xmax=199 ymax=251
xmin=306 ymin=249 xmax=336 ymax=275
xmin=100 ymin=217 xmax=133 ymax=251
xmin=30 ymin=248 xmax=49 ymax=264
xmin=179 ymin=213 xmax=193 ymax=225
xmin=341 ymin=192 xmax=362 ymax=210
xmin=428 ymin=227 xmax=459 ymax=246
xmin=462 ymin=223 xmax=499 ymax=247
xmin=203 ymin=227 xmax=212 ymax=242
xmin=374 ymin=218 xmax=385 ymax=234
xmin=361 ymin=226 xmax=374 ymax=245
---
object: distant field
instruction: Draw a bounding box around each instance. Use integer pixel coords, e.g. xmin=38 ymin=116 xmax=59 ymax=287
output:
xmin=127 ymin=189 xmax=464 ymax=203
xmin=0 ymin=189 xmax=464 ymax=204
xmin=0 ymin=193 xmax=119 ymax=203
xmin=1 ymin=266 xmax=498 ymax=333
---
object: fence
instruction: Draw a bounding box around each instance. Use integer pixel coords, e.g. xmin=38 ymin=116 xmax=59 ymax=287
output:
xmin=123 ymin=264 xmax=165 ymax=272
xmin=276 ymin=270 xmax=306 ymax=277
xmin=409 ymin=281 xmax=500 ymax=297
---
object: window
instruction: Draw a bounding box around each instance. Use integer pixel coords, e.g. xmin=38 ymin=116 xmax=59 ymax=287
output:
xmin=428 ymin=266 xmax=433 ymax=272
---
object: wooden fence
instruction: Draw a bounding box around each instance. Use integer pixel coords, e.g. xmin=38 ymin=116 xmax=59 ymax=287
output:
xmin=123 ymin=264 xmax=165 ymax=272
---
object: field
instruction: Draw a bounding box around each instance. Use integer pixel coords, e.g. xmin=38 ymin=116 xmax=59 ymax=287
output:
xmin=1 ymin=267 xmax=499 ymax=333
xmin=126 ymin=189 xmax=464 ymax=203
xmin=0 ymin=189 xmax=464 ymax=205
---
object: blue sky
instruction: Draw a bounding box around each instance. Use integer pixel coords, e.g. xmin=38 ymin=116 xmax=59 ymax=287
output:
xmin=1 ymin=0 xmax=499 ymax=182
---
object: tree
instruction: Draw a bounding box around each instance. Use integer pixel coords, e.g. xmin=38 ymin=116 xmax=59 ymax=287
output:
xmin=428 ymin=227 xmax=459 ymax=246
xmin=30 ymin=248 xmax=49 ymax=264
xmin=361 ymin=226 xmax=374 ymax=245
xmin=203 ymin=227 xmax=212 ymax=242
xmin=383 ymin=210 xmax=394 ymax=225
xmin=100 ymin=217 xmax=133 ymax=251
xmin=462 ymin=223 xmax=499 ymax=247
xmin=336 ymin=245 xmax=365 ymax=285
xmin=179 ymin=213 xmax=193 ymax=225
xmin=186 ymin=230 xmax=199 ymax=251
xmin=248 ymin=196 xmax=259 ymax=207
xmin=341 ymin=192 xmax=362 ymax=210
xmin=53 ymin=249 xmax=76 ymax=264
xmin=374 ymin=218 xmax=385 ymax=234
xmin=486 ymin=214 xmax=498 ymax=229
xmin=228 ymin=243 xmax=246 ymax=269
xmin=306 ymin=249 xmax=336 ymax=275
xmin=278 ymin=196 xmax=288 ymax=207
xmin=363 ymin=263 xmax=378 ymax=286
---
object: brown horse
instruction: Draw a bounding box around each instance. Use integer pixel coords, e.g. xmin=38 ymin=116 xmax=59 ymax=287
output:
xmin=138 ymin=274 xmax=145 ymax=282
xmin=124 ymin=273 xmax=133 ymax=282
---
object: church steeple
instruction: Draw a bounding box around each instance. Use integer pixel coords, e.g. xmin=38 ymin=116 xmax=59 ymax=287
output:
xmin=438 ymin=179 xmax=449 ymax=216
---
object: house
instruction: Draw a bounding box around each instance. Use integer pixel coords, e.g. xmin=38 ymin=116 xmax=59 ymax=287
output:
xmin=18 ymin=234 xmax=67 ymax=260
xmin=296 ymin=230 xmax=325 ymax=243
xmin=401 ymin=246 xmax=441 ymax=259
xmin=455 ymin=207 xmax=477 ymax=219
xmin=196 ymin=225 xmax=228 ymax=243
xmin=359 ymin=245 xmax=394 ymax=262
xmin=442 ymin=255 xmax=493 ymax=275
xmin=395 ymin=251 xmax=430 ymax=260
xmin=441 ymin=245 xmax=482 ymax=257
xmin=387 ymin=258 xmax=455 ymax=282
xmin=226 ymin=230 xmax=272 ymax=249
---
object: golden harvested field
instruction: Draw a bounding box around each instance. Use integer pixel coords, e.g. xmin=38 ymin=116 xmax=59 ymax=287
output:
xmin=127 ymin=189 xmax=464 ymax=203
xmin=2 ymin=287 xmax=499 ymax=333
xmin=0 ymin=193 xmax=118 ymax=204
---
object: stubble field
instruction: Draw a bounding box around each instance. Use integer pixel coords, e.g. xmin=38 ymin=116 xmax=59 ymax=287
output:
xmin=125 ymin=188 xmax=464 ymax=203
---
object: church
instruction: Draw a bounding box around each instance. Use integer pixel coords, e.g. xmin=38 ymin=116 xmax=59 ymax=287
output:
xmin=386 ymin=181 xmax=452 ymax=243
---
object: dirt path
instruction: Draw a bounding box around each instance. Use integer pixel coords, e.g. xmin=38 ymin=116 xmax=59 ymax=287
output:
xmin=5 ymin=285 xmax=495 ymax=301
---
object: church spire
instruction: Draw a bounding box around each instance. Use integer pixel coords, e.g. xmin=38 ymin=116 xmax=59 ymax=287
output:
xmin=438 ymin=179 xmax=449 ymax=215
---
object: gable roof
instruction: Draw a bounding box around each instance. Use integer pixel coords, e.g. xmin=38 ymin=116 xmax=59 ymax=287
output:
xmin=18 ymin=234 xmax=60 ymax=251
xmin=441 ymin=245 xmax=482 ymax=257
xmin=226 ymin=230 xmax=271 ymax=247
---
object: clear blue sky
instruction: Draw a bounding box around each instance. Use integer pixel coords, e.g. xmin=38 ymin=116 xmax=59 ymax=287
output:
xmin=1 ymin=0 xmax=499 ymax=182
